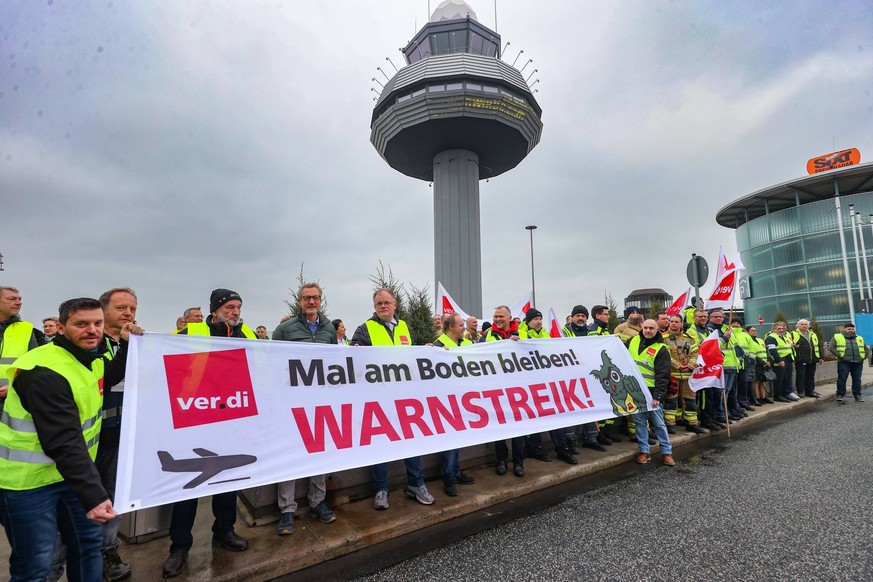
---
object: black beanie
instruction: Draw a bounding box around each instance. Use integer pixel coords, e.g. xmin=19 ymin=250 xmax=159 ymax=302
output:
xmin=210 ymin=288 xmax=242 ymax=313
xmin=623 ymin=306 xmax=641 ymax=319
xmin=525 ymin=308 xmax=543 ymax=324
xmin=572 ymin=305 xmax=589 ymax=317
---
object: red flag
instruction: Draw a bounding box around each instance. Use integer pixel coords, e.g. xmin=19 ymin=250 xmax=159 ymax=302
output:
xmin=509 ymin=292 xmax=533 ymax=320
xmin=665 ymin=288 xmax=691 ymax=315
xmin=706 ymin=270 xmax=738 ymax=310
xmin=707 ymin=246 xmax=745 ymax=310
xmin=546 ymin=308 xmax=563 ymax=338
xmin=688 ymin=330 xmax=724 ymax=392
xmin=436 ymin=282 xmax=472 ymax=321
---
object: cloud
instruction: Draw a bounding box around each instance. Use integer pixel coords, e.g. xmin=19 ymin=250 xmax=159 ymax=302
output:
xmin=1 ymin=0 xmax=872 ymax=331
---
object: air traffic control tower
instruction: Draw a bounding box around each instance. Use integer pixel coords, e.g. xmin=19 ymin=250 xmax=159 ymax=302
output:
xmin=370 ymin=0 xmax=543 ymax=317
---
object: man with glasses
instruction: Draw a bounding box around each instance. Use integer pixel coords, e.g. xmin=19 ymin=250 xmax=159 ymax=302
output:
xmin=352 ymin=289 xmax=434 ymax=509
xmin=272 ymin=283 xmax=337 ymax=534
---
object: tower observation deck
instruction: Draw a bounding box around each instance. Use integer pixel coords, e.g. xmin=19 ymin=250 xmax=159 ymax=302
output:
xmin=370 ymin=0 xmax=543 ymax=317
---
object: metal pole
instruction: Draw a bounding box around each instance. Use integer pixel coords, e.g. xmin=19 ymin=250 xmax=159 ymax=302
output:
xmin=526 ymin=225 xmax=537 ymax=309
xmin=834 ymin=187 xmax=856 ymax=321
xmin=849 ymin=204 xmax=866 ymax=310
xmin=856 ymin=210 xmax=873 ymax=312
xmin=868 ymin=214 xmax=873 ymax=301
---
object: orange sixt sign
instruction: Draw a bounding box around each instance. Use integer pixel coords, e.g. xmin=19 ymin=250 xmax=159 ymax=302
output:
xmin=807 ymin=148 xmax=861 ymax=174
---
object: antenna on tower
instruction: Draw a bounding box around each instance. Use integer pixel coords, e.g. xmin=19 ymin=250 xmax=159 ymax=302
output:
xmin=372 ymin=77 xmax=384 ymax=88
xmin=386 ymin=57 xmax=399 ymax=72
xmin=494 ymin=0 xmax=498 ymax=31
xmin=376 ymin=67 xmax=390 ymax=81
xmin=511 ymin=49 xmax=524 ymax=67
xmin=520 ymin=59 xmax=533 ymax=73
xmin=525 ymin=69 xmax=538 ymax=83
xmin=500 ymin=41 xmax=510 ymax=60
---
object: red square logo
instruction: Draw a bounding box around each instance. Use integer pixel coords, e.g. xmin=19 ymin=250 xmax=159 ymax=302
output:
xmin=163 ymin=348 xmax=259 ymax=429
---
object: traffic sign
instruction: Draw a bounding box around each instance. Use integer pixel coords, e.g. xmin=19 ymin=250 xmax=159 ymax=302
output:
xmin=686 ymin=254 xmax=709 ymax=288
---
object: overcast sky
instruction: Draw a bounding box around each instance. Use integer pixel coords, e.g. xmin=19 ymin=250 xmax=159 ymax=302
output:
xmin=2 ymin=0 xmax=872 ymax=331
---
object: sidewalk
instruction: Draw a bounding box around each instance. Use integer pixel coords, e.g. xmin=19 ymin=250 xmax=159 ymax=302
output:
xmin=5 ymin=367 xmax=872 ymax=580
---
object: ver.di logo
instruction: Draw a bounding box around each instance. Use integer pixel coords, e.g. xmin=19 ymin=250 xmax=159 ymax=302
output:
xmin=163 ymin=348 xmax=259 ymax=429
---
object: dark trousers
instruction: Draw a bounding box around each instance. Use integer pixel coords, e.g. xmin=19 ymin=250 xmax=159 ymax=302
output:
xmin=774 ymin=362 xmax=794 ymax=397
xmin=794 ymin=361 xmax=817 ymax=395
xmin=95 ymin=424 xmax=122 ymax=554
xmin=836 ymin=361 xmax=863 ymax=396
xmin=697 ymin=388 xmax=714 ymax=425
xmin=169 ymin=491 xmax=238 ymax=552
xmin=495 ymin=437 xmax=525 ymax=465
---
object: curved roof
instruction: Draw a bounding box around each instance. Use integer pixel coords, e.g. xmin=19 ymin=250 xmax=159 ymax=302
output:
xmin=716 ymin=161 xmax=873 ymax=229
xmin=625 ymin=288 xmax=670 ymax=297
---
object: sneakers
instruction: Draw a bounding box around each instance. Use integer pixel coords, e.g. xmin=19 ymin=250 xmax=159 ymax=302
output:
xmin=276 ymin=512 xmax=294 ymax=535
xmin=495 ymin=461 xmax=507 ymax=475
xmin=311 ymin=500 xmax=336 ymax=524
xmin=836 ymin=396 xmax=845 ymax=404
xmin=513 ymin=464 xmax=525 ymax=477
xmin=662 ymin=454 xmax=676 ymax=467
xmin=635 ymin=452 xmax=650 ymax=464
xmin=373 ymin=490 xmax=389 ymax=510
xmin=103 ymin=548 xmax=132 ymax=581
xmin=404 ymin=484 xmax=435 ymax=505
xmin=444 ymin=480 xmax=458 ymax=497
xmin=456 ymin=472 xmax=475 ymax=485
xmin=786 ymin=392 xmax=800 ymax=401
xmin=161 ymin=549 xmax=188 ymax=578
xmin=855 ymin=395 xmax=865 ymax=402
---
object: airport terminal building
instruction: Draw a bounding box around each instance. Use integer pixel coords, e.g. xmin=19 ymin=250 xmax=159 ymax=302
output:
xmin=717 ymin=160 xmax=873 ymax=335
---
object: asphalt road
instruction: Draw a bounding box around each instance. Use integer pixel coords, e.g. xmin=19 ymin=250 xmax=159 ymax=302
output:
xmin=358 ymin=389 xmax=873 ymax=581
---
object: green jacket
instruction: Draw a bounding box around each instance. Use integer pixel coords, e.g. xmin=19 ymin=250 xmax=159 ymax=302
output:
xmin=272 ymin=312 xmax=337 ymax=344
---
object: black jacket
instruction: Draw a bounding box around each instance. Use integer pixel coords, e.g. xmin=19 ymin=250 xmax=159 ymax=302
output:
xmin=351 ymin=315 xmax=407 ymax=346
xmin=178 ymin=315 xmax=250 ymax=338
xmin=637 ymin=335 xmax=671 ymax=402
xmin=13 ymin=333 xmax=128 ymax=510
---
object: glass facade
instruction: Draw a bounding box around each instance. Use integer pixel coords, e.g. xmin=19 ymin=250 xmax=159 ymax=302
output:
xmin=738 ymin=190 xmax=873 ymax=336
xmin=405 ymin=23 xmax=500 ymax=64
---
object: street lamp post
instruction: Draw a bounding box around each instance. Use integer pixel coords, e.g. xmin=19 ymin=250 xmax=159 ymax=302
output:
xmin=525 ymin=225 xmax=537 ymax=308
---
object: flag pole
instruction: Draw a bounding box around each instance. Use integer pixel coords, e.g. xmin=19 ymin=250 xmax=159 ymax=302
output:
xmin=722 ymin=389 xmax=731 ymax=438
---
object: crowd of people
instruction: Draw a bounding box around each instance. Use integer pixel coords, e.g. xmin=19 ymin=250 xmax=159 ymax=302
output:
xmin=0 ymin=284 xmax=865 ymax=580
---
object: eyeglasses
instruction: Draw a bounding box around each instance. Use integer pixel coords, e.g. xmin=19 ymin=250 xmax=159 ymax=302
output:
xmin=375 ymin=301 xmax=395 ymax=307
xmin=301 ymin=295 xmax=321 ymax=302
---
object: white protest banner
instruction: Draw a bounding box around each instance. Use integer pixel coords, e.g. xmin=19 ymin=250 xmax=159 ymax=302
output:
xmin=115 ymin=333 xmax=651 ymax=512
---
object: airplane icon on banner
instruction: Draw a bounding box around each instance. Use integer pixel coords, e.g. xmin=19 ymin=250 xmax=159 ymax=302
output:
xmin=157 ymin=448 xmax=258 ymax=489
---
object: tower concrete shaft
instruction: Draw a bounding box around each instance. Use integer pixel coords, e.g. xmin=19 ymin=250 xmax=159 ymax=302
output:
xmin=433 ymin=149 xmax=482 ymax=317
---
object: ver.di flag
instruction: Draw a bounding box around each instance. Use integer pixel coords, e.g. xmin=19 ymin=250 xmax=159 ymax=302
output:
xmin=707 ymin=247 xmax=746 ymax=310
xmin=436 ymin=282 xmax=473 ymax=321
xmin=665 ymin=288 xmax=691 ymax=315
xmin=509 ymin=292 xmax=533 ymax=320
xmin=688 ymin=330 xmax=724 ymax=391
xmin=547 ymin=308 xmax=563 ymax=338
